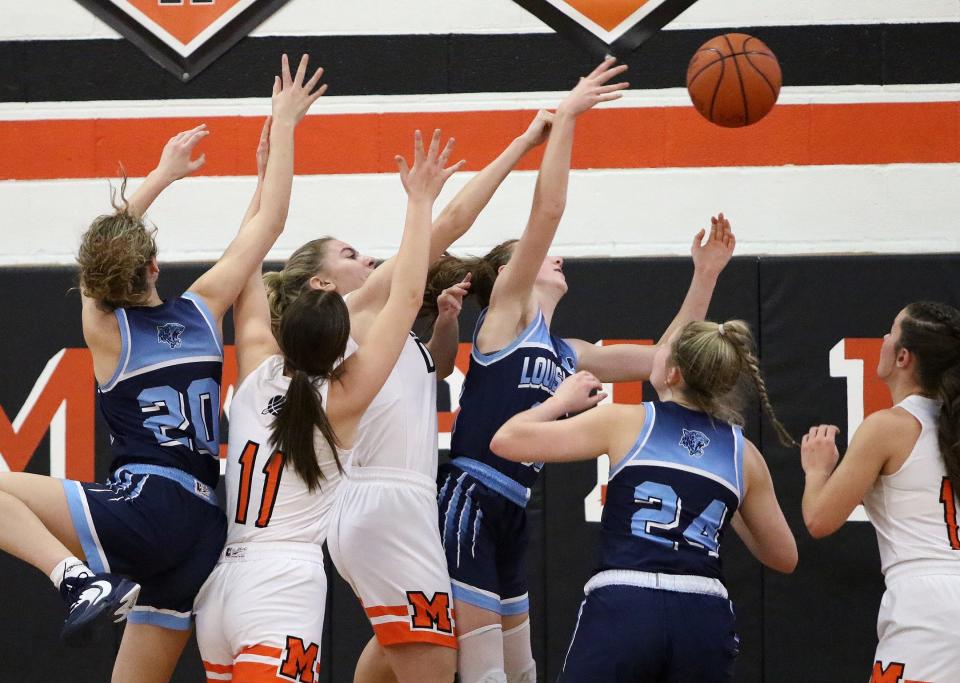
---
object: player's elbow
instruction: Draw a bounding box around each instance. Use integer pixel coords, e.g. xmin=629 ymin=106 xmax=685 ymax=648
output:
xmin=769 ymin=545 xmax=798 ymax=574
xmin=489 ymin=430 xmax=524 ymax=462
xmin=804 ymin=514 xmax=839 ymax=540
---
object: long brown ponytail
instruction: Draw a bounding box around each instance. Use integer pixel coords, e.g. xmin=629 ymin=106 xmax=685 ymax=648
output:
xmin=270 ymin=288 xmax=351 ymax=491
xmin=898 ymin=302 xmax=960 ymax=497
xmin=672 ymin=320 xmax=797 ymax=447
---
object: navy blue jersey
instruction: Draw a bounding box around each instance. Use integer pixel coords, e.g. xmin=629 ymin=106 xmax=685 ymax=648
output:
xmin=600 ymin=401 xmax=744 ymax=580
xmin=96 ymin=293 xmax=223 ymax=488
xmin=449 ymin=308 xmax=576 ymax=504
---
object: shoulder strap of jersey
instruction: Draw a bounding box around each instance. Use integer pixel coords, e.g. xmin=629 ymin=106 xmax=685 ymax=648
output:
xmin=181 ymin=291 xmax=223 ymax=354
xmin=609 ymin=401 xmax=657 ymax=480
xmin=99 ymin=307 xmax=133 ymax=392
xmin=470 ymin=308 xmax=549 ymax=367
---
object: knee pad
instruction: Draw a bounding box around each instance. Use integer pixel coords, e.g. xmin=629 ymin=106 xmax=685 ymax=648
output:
xmin=503 ymin=619 xmax=536 ymax=683
xmin=458 ymin=624 xmax=507 ymax=683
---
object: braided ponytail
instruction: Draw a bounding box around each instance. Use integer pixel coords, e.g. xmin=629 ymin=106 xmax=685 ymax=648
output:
xmin=672 ymin=320 xmax=797 ymax=447
xmin=899 ymin=302 xmax=960 ymax=497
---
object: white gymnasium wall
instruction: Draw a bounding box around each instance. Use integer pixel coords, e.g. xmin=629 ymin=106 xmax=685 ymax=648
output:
xmin=1 ymin=0 xmax=958 ymax=264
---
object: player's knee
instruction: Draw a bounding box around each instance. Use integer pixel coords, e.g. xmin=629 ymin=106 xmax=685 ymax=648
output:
xmin=458 ymin=624 xmax=507 ymax=683
xmin=503 ymin=619 xmax=536 ymax=683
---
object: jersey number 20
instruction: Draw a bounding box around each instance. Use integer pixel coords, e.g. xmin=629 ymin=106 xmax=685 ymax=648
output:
xmin=632 ymin=481 xmax=729 ymax=557
xmin=235 ymin=440 xmax=283 ymax=528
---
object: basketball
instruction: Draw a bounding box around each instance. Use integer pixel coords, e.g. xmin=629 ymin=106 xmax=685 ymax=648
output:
xmin=686 ymin=33 xmax=782 ymax=127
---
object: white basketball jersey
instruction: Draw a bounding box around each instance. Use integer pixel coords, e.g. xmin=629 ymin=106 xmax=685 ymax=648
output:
xmin=224 ymin=355 xmax=346 ymax=546
xmin=863 ymin=395 xmax=960 ymax=579
xmin=346 ymin=332 xmax=438 ymax=478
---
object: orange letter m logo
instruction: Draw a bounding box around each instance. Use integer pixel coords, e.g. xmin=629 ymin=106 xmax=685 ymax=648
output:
xmin=279 ymin=635 xmax=319 ymax=683
xmin=406 ymin=591 xmax=453 ymax=634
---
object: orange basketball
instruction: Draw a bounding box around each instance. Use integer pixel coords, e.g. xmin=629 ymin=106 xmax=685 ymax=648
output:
xmin=686 ymin=33 xmax=782 ymax=128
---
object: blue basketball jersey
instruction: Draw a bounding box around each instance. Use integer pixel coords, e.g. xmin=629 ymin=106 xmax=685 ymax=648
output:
xmin=96 ymin=293 xmax=223 ymax=488
xmin=449 ymin=308 xmax=577 ymax=505
xmin=600 ymin=401 xmax=744 ymax=580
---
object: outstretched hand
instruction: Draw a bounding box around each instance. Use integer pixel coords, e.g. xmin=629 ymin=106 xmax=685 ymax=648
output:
xmin=155 ymin=124 xmax=208 ymax=182
xmin=557 ymin=57 xmax=629 ymax=117
xmin=691 ymin=212 xmax=736 ymax=278
xmin=271 ymin=53 xmax=327 ymax=126
xmin=396 ymin=129 xmax=466 ymax=201
xmin=551 ymin=371 xmax=608 ymax=414
xmin=437 ymin=273 xmax=472 ymax=319
xmin=518 ymin=109 xmax=555 ymax=148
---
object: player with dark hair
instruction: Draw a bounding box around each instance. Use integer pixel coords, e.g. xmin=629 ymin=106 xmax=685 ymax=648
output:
xmin=802 ymin=302 xmax=960 ymax=683
xmin=195 ymin=127 xmax=458 ymax=683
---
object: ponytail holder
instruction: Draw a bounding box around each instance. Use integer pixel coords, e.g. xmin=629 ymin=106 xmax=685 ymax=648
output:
xmin=717 ymin=323 xmax=726 ymax=337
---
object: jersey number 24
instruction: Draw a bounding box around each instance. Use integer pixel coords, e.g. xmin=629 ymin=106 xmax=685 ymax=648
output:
xmin=632 ymin=481 xmax=729 ymax=557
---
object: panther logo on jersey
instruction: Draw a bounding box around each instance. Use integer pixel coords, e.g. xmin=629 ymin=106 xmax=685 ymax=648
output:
xmin=157 ymin=323 xmax=186 ymax=349
xmin=262 ymin=395 xmax=287 ymax=416
xmin=680 ymin=429 xmax=710 ymax=458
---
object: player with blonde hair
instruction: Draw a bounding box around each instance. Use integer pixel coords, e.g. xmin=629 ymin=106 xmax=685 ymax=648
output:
xmin=0 ymin=53 xmax=324 ymax=683
xmin=492 ymin=319 xmax=798 ymax=682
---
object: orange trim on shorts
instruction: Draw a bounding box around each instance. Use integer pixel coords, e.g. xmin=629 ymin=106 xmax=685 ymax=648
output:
xmin=372 ymin=621 xmax=459 ymax=650
xmin=365 ymin=605 xmax=410 ymax=618
xmin=238 ymin=644 xmax=283 ymax=658
xmin=203 ymin=660 xmax=233 ymax=674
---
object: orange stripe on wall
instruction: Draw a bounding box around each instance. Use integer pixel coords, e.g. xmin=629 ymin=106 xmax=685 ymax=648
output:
xmin=2 ymin=102 xmax=958 ymax=181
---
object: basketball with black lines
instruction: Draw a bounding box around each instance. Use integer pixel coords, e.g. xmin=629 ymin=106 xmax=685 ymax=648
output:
xmin=686 ymin=33 xmax=782 ymax=128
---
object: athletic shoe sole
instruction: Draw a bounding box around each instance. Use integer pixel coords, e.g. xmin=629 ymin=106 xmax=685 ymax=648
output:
xmin=61 ymin=580 xmax=141 ymax=647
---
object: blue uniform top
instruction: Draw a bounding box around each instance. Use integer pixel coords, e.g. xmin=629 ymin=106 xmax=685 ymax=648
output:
xmin=449 ymin=308 xmax=577 ymax=507
xmin=600 ymin=401 xmax=745 ymax=580
xmin=96 ymin=293 xmax=223 ymax=488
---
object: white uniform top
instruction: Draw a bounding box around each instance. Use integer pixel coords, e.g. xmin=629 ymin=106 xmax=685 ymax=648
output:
xmin=224 ymin=355 xmax=346 ymax=546
xmin=344 ymin=332 xmax=438 ymax=478
xmin=863 ymin=395 xmax=960 ymax=581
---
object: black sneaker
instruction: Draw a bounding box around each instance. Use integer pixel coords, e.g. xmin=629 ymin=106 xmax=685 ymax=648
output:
xmin=60 ymin=572 xmax=140 ymax=646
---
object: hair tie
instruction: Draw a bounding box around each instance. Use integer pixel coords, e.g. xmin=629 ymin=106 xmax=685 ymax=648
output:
xmin=717 ymin=323 xmax=726 ymax=337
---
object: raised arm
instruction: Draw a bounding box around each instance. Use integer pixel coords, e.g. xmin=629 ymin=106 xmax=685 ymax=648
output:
xmin=347 ymin=111 xmax=553 ymax=321
xmin=188 ymin=54 xmax=327 ymax=324
xmin=125 ymin=124 xmax=209 ymax=217
xmin=735 ymin=440 xmax=797 ymax=573
xmin=233 ymin=121 xmax=282 ymax=386
xmin=425 ymin=273 xmax=472 ymax=380
xmin=478 ymin=59 xmax=628 ymax=349
xmin=328 ymin=131 xmax=464 ymax=442
xmin=569 ymin=214 xmax=736 ymax=382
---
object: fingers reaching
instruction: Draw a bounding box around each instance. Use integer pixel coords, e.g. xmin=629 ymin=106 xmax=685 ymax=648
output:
xmin=281 ymin=54 xmax=292 ymax=88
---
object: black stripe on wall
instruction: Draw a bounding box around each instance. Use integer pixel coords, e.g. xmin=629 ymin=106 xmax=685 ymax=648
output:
xmin=1 ymin=23 xmax=958 ymax=103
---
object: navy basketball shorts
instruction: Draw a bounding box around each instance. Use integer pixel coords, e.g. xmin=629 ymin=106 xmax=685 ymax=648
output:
xmin=560 ymin=574 xmax=740 ymax=682
xmin=436 ymin=463 xmax=530 ymax=619
xmin=62 ymin=464 xmax=227 ymax=630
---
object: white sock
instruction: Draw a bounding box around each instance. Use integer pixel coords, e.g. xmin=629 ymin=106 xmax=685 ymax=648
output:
xmin=50 ymin=557 xmax=92 ymax=589
xmin=458 ymin=624 xmax=507 ymax=683
xmin=503 ymin=619 xmax=536 ymax=683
